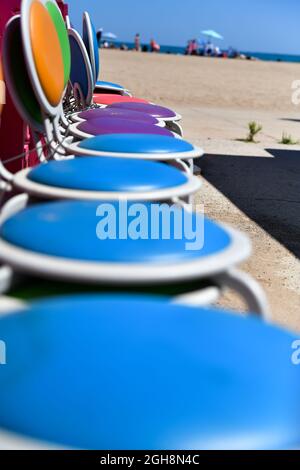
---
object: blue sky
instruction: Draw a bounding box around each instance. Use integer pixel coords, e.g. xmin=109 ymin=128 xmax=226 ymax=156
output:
xmin=67 ymin=0 xmax=300 ymax=54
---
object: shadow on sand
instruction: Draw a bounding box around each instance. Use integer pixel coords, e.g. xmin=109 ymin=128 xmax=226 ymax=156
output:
xmin=195 ymin=148 xmax=300 ymax=259
xmin=280 ymin=118 xmax=300 ymax=123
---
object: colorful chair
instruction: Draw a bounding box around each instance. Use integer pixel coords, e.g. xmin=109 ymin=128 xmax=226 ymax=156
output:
xmin=42 ymin=1 xmax=184 ymax=137
xmin=2 ymin=14 xmax=200 ymax=202
xmin=0 ymin=294 xmax=297 ymax=449
xmin=42 ymin=2 xmax=154 ymax=128
xmin=1 ymin=9 xmax=263 ymax=310
xmin=73 ymin=11 xmax=184 ymax=137
xmin=0 ymin=59 xmax=4 ymax=117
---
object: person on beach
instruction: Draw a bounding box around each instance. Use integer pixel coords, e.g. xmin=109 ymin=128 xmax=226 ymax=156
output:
xmin=205 ymin=40 xmax=213 ymax=56
xmin=191 ymin=39 xmax=198 ymax=55
xmin=186 ymin=40 xmax=193 ymax=55
xmin=186 ymin=39 xmax=198 ymax=56
xmin=134 ymin=33 xmax=141 ymax=51
xmin=150 ymin=38 xmax=160 ymax=52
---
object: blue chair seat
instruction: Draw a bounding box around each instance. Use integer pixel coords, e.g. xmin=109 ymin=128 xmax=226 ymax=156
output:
xmin=0 ymin=295 xmax=298 ymax=450
xmin=0 ymin=200 xmax=231 ymax=263
xmin=78 ymin=134 xmax=195 ymax=154
xmin=95 ymin=80 xmax=124 ymax=90
xmin=28 ymin=157 xmax=187 ymax=192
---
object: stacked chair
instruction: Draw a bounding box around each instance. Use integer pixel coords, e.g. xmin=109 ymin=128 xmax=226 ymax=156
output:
xmin=2 ymin=7 xmax=200 ymax=202
xmin=63 ymin=39 xmax=187 ymax=157
xmin=80 ymin=11 xmax=183 ymax=127
xmin=0 ymin=0 xmax=299 ymax=450
xmin=23 ymin=2 xmax=197 ymax=170
xmin=0 ymin=0 xmax=268 ymax=311
xmin=70 ymin=10 xmax=184 ymax=137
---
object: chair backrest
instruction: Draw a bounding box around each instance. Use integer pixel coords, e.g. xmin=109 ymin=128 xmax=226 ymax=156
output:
xmin=43 ymin=0 xmax=71 ymax=88
xmin=68 ymin=27 xmax=94 ymax=106
xmin=20 ymin=0 xmax=95 ymax=114
xmin=2 ymin=15 xmax=44 ymax=132
xmin=82 ymin=11 xmax=99 ymax=84
xmin=20 ymin=0 xmax=65 ymax=117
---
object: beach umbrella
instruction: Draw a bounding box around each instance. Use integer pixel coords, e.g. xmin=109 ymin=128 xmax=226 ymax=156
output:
xmin=201 ymin=30 xmax=224 ymax=40
xmin=102 ymin=32 xmax=118 ymax=41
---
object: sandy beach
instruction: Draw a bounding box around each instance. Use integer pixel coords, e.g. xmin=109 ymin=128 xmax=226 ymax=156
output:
xmin=100 ymin=50 xmax=300 ymax=331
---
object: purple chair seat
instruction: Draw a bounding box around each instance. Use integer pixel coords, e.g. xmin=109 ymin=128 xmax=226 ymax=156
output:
xmin=108 ymin=102 xmax=178 ymax=120
xmin=77 ymin=118 xmax=174 ymax=137
xmin=77 ymin=108 xmax=160 ymax=125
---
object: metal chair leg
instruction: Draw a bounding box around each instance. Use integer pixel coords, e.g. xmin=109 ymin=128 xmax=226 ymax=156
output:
xmin=213 ymin=268 xmax=271 ymax=321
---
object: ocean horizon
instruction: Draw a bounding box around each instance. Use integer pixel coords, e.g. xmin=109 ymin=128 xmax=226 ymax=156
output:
xmin=112 ymin=41 xmax=300 ymax=63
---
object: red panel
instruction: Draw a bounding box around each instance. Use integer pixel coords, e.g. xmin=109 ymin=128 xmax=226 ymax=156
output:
xmin=0 ymin=0 xmax=28 ymax=172
xmin=57 ymin=1 xmax=69 ymax=19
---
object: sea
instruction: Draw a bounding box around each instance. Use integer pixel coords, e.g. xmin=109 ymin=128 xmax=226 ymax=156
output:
xmin=113 ymin=42 xmax=300 ymax=63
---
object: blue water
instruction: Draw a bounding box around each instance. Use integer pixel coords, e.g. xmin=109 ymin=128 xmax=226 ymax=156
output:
xmin=242 ymin=51 xmax=300 ymax=63
xmin=113 ymin=41 xmax=300 ymax=63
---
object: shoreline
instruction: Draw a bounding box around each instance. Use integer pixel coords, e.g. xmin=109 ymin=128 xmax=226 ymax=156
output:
xmin=102 ymin=42 xmax=300 ymax=64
